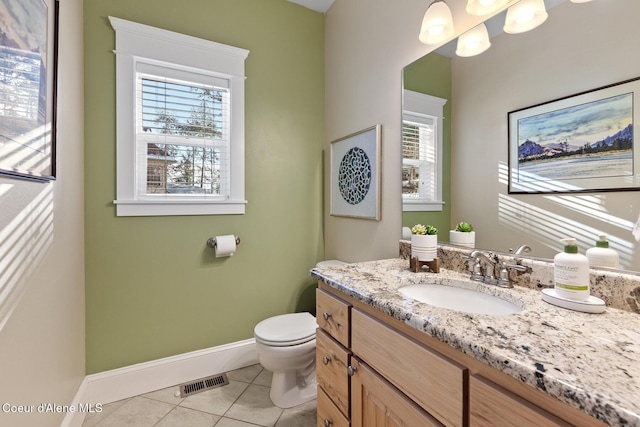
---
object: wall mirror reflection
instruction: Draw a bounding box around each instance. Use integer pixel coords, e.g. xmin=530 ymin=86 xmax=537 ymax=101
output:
xmin=402 ymin=0 xmax=640 ymax=272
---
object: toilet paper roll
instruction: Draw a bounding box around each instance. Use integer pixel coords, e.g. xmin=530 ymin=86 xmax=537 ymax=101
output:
xmin=215 ymin=235 xmax=236 ymax=258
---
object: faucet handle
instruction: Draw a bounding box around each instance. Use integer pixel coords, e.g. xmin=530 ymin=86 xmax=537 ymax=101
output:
xmin=497 ymin=262 xmax=530 ymax=288
xmin=497 ymin=261 xmax=513 ymax=288
xmin=467 ymin=257 xmax=484 ymax=281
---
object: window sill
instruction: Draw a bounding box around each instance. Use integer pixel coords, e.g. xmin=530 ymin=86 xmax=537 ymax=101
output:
xmin=113 ymin=199 xmax=247 ymax=216
xmin=403 ymin=200 xmax=444 ymax=212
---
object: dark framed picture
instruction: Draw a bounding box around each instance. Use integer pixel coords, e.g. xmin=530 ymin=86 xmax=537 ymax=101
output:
xmin=330 ymin=125 xmax=381 ymax=220
xmin=0 ymin=0 xmax=59 ymax=182
xmin=508 ymin=77 xmax=639 ymax=194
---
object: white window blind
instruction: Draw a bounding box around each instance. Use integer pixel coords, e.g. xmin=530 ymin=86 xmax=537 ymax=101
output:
xmin=136 ymin=71 xmax=230 ymax=198
xmin=402 ymin=117 xmax=436 ymax=201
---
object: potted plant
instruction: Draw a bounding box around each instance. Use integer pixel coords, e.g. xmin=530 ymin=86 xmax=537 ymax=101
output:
xmin=449 ymin=222 xmax=475 ymax=248
xmin=411 ymin=224 xmax=438 ymax=261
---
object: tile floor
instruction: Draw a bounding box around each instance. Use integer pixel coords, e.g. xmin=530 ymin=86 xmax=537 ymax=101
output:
xmin=82 ymin=364 xmax=317 ymax=426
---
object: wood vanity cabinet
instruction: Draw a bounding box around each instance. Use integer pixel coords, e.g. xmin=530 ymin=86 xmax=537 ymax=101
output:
xmin=316 ymin=284 xmax=606 ymax=427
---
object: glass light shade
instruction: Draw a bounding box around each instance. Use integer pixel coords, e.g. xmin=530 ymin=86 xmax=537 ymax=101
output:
xmin=503 ymin=0 xmax=548 ymax=34
xmin=419 ymin=1 xmax=455 ymax=45
xmin=466 ymin=0 xmax=509 ymax=16
xmin=456 ymin=23 xmax=491 ymax=57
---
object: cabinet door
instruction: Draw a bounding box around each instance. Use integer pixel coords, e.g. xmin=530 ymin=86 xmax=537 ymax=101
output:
xmin=352 ymin=309 xmax=466 ymax=427
xmin=317 ymin=329 xmax=351 ymax=418
xmin=470 ymin=375 xmax=570 ymax=427
xmin=351 ymin=358 xmax=443 ymax=427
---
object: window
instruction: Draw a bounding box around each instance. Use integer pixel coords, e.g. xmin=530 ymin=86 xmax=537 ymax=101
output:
xmin=110 ymin=17 xmax=249 ymax=216
xmin=402 ymin=90 xmax=446 ymax=212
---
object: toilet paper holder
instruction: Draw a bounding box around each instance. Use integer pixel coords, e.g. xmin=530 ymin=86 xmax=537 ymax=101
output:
xmin=207 ymin=235 xmax=241 ymax=249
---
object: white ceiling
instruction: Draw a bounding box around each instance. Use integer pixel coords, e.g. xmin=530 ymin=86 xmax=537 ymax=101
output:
xmin=287 ymin=0 xmax=335 ymax=13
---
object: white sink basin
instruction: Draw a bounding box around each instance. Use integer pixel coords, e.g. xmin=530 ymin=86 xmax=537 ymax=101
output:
xmin=399 ymin=284 xmax=523 ymax=315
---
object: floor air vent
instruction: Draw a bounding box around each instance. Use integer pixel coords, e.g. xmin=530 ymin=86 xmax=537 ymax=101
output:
xmin=179 ymin=373 xmax=229 ymax=398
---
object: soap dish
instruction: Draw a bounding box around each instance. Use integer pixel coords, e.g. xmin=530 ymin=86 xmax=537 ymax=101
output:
xmin=541 ymin=289 xmax=606 ymax=314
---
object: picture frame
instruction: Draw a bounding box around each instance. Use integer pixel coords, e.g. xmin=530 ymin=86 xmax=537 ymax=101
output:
xmin=330 ymin=124 xmax=381 ymax=220
xmin=508 ymin=77 xmax=639 ymax=194
xmin=0 ymin=0 xmax=59 ymax=182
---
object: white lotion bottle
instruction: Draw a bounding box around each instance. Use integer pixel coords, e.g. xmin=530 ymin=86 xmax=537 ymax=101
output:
xmin=554 ymin=238 xmax=590 ymax=301
xmin=586 ymin=234 xmax=620 ymax=269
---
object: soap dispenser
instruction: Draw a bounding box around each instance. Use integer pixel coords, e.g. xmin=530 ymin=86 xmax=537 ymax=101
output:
xmin=586 ymin=234 xmax=619 ymax=269
xmin=542 ymin=238 xmax=606 ymax=313
xmin=553 ymin=238 xmax=590 ymax=302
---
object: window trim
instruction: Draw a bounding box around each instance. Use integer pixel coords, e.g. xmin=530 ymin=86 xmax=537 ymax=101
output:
xmin=110 ymin=17 xmax=249 ymax=216
xmin=402 ymin=90 xmax=446 ymax=212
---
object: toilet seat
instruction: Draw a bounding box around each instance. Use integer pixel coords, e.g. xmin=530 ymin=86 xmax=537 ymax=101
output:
xmin=254 ymin=312 xmax=317 ymax=347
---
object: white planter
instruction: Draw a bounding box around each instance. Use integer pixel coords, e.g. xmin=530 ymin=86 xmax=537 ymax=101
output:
xmin=411 ymin=234 xmax=437 ymax=261
xmin=449 ymin=230 xmax=475 ymax=248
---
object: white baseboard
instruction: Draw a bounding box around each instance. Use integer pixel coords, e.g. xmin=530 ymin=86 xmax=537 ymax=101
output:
xmin=62 ymin=338 xmax=258 ymax=427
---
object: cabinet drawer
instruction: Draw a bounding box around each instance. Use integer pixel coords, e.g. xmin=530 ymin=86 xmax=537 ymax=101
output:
xmin=318 ymin=386 xmax=350 ymax=427
xmin=470 ymin=375 xmax=570 ymax=427
xmin=351 ymin=309 xmax=466 ymax=427
xmin=317 ymin=329 xmax=350 ymax=418
xmin=316 ymin=289 xmax=351 ymax=347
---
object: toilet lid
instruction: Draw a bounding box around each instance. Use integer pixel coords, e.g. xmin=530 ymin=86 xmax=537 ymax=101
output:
xmin=316 ymin=260 xmax=346 ymax=268
xmin=254 ymin=312 xmax=316 ymax=346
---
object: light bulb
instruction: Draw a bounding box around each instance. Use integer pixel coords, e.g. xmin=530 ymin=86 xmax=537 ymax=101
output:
xmin=419 ymin=1 xmax=455 ymax=45
xmin=504 ymin=0 xmax=548 ymax=34
xmin=456 ymin=23 xmax=491 ymax=57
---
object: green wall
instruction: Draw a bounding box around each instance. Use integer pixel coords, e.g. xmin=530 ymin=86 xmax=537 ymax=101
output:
xmin=84 ymin=0 xmax=325 ymax=374
xmin=402 ymin=53 xmax=452 ymax=236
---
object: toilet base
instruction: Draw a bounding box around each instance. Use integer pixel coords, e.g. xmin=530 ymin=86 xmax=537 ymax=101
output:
xmin=269 ymin=367 xmax=317 ymax=408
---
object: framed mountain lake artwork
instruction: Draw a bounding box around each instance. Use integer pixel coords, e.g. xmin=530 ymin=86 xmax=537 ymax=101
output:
xmin=508 ymin=77 xmax=639 ymax=194
xmin=0 ymin=0 xmax=59 ymax=182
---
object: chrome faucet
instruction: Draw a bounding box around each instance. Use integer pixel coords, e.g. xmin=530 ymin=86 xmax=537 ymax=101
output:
xmin=510 ymin=244 xmax=532 ymax=255
xmin=467 ymin=250 xmax=498 ymax=284
xmin=466 ymin=250 xmax=531 ymax=288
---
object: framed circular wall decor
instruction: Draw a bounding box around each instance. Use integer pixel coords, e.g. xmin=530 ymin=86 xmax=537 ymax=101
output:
xmin=330 ymin=124 xmax=381 ymax=220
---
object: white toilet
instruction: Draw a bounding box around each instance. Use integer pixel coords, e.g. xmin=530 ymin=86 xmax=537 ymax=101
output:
xmin=254 ymin=260 xmax=346 ymax=408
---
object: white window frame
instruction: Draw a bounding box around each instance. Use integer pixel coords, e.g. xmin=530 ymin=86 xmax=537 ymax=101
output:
xmin=110 ymin=17 xmax=249 ymax=216
xmin=402 ymin=90 xmax=446 ymax=212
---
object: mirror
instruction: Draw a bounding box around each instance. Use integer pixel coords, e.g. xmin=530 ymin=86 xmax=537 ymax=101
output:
xmin=402 ymin=0 xmax=640 ymax=272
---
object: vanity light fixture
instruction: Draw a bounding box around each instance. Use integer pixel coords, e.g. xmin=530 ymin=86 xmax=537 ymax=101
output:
xmin=466 ymin=0 xmax=509 ymax=16
xmin=419 ymin=0 xmax=455 ymax=45
xmin=456 ymin=23 xmax=491 ymax=57
xmin=503 ymin=0 xmax=548 ymax=34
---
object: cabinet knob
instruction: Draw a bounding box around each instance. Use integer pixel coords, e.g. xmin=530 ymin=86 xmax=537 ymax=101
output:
xmin=322 ymin=312 xmax=332 ymax=321
xmin=324 ymin=418 xmax=333 ymax=427
xmin=322 ymin=356 xmax=332 ymax=365
xmin=347 ymin=365 xmax=357 ymax=376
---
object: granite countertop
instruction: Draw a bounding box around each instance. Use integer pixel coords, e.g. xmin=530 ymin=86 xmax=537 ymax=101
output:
xmin=311 ymin=258 xmax=640 ymax=427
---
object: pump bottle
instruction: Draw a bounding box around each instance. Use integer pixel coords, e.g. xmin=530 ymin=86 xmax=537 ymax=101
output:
xmin=553 ymin=238 xmax=590 ymax=301
xmin=586 ymin=235 xmax=619 ymax=269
